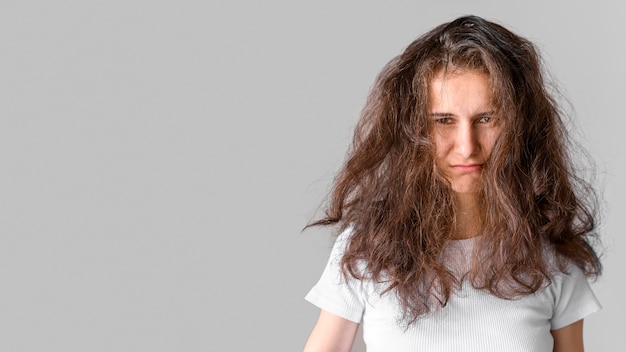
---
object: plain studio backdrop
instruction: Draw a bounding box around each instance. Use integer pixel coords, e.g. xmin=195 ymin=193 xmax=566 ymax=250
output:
xmin=0 ymin=1 xmax=623 ymax=351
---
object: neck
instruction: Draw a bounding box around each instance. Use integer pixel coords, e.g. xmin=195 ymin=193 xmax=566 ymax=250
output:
xmin=453 ymin=193 xmax=483 ymax=239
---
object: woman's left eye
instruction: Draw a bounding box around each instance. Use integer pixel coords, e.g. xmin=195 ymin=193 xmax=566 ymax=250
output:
xmin=478 ymin=116 xmax=491 ymax=123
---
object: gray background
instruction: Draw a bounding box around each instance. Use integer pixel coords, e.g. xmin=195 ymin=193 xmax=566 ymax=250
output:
xmin=0 ymin=1 xmax=622 ymax=351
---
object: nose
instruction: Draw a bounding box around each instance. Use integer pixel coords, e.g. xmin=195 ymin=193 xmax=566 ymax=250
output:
xmin=454 ymin=123 xmax=479 ymax=158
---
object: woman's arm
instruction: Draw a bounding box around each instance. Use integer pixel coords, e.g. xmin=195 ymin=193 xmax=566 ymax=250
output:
xmin=303 ymin=310 xmax=359 ymax=352
xmin=551 ymin=319 xmax=584 ymax=352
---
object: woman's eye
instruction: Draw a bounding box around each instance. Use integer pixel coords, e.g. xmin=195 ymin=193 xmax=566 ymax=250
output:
xmin=478 ymin=116 xmax=491 ymax=123
xmin=435 ymin=117 xmax=452 ymax=124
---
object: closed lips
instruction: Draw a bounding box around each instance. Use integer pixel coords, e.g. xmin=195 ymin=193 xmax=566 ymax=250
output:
xmin=452 ymin=164 xmax=482 ymax=172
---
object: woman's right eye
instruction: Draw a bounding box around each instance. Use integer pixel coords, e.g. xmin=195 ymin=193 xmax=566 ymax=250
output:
xmin=435 ymin=117 xmax=452 ymax=124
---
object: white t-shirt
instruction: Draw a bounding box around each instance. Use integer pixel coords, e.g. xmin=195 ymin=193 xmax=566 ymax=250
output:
xmin=305 ymin=229 xmax=601 ymax=352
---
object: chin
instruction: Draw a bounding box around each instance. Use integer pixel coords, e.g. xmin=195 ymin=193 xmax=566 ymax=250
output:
xmin=450 ymin=183 xmax=482 ymax=194
xmin=452 ymin=190 xmax=481 ymax=195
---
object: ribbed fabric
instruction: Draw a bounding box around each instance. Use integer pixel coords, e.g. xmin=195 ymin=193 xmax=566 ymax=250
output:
xmin=305 ymin=229 xmax=601 ymax=352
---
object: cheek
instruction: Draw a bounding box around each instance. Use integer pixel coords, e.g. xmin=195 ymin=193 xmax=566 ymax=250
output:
xmin=432 ymin=137 xmax=444 ymax=161
xmin=488 ymin=129 xmax=500 ymax=154
xmin=432 ymin=133 xmax=448 ymax=153
xmin=484 ymin=131 xmax=501 ymax=156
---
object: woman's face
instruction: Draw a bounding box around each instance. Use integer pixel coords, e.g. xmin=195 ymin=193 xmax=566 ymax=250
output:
xmin=429 ymin=70 xmax=501 ymax=194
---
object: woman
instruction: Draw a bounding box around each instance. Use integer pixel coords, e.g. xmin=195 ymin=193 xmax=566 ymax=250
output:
xmin=303 ymin=15 xmax=602 ymax=352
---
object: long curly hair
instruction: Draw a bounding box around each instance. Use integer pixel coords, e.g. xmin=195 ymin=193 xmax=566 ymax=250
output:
xmin=307 ymin=15 xmax=602 ymax=324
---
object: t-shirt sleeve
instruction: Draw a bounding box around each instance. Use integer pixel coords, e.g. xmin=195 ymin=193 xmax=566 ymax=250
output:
xmin=550 ymin=264 xmax=602 ymax=330
xmin=304 ymin=228 xmax=365 ymax=323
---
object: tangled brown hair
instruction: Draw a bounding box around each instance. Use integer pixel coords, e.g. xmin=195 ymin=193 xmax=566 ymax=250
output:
xmin=308 ymin=15 xmax=602 ymax=324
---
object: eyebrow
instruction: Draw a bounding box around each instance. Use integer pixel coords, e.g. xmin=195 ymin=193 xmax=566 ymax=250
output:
xmin=428 ymin=110 xmax=495 ymax=118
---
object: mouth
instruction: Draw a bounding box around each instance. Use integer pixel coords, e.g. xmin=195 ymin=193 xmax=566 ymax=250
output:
xmin=451 ymin=164 xmax=483 ymax=173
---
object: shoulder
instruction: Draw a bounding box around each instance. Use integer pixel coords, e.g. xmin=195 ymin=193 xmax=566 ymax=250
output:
xmin=544 ymin=256 xmax=601 ymax=330
xmin=328 ymin=225 xmax=354 ymax=260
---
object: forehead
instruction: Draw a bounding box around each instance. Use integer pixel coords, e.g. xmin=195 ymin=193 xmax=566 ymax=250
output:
xmin=430 ymin=68 xmax=491 ymax=90
xmin=428 ymin=70 xmax=493 ymax=112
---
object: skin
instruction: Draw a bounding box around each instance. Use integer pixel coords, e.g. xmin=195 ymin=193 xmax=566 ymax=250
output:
xmin=430 ymin=70 xmax=500 ymax=196
xmin=552 ymin=320 xmax=585 ymax=352
xmin=303 ymin=70 xmax=586 ymax=351
xmin=303 ymin=310 xmax=358 ymax=352
xmin=429 ymin=70 xmax=500 ymax=239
